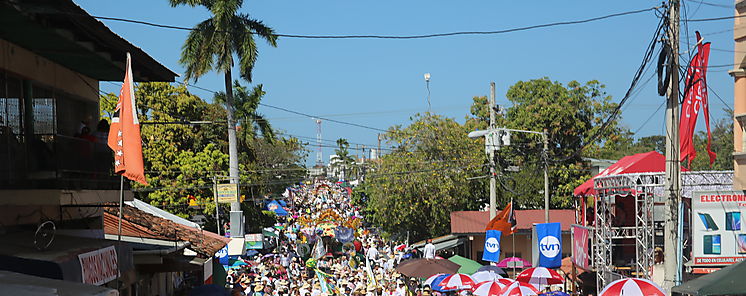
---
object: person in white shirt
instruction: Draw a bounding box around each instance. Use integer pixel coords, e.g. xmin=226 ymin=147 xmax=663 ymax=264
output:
xmin=423 ymin=239 xmax=436 ymax=259
xmin=366 ymin=244 xmax=379 ymax=262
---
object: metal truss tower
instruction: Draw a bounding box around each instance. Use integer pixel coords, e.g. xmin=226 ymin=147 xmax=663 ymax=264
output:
xmin=315 ymin=119 xmax=323 ymax=166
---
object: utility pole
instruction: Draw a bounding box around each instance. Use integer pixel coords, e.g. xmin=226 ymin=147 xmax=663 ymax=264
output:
xmin=226 ymin=74 xmax=243 ymax=238
xmin=543 ymin=129 xmax=549 ymax=223
xmin=213 ymin=176 xmax=221 ymax=236
xmin=663 ymin=0 xmax=681 ymax=290
xmin=489 ymin=82 xmax=497 ymax=219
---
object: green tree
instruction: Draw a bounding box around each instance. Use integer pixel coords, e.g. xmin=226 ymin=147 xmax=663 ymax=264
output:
xmin=358 ymin=114 xmax=487 ymax=241
xmin=466 ymin=78 xmax=624 ymax=209
xmin=332 ymin=138 xmax=358 ymax=180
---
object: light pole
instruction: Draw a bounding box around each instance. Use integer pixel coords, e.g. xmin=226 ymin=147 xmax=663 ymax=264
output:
xmin=424 ymin=73 xmax=431 ymax=113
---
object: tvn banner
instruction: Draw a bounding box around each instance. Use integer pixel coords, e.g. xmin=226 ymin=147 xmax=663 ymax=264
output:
xmin=536 ymin=222 xmax=562 ymax=268
xmin=691 ymin=191 xmax=746 ymax=266
xmin=482 ymin=230 xmax=502 ymax=262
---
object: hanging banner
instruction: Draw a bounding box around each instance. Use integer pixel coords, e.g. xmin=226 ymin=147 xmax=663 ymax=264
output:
xmin=680 ymin=31 xmax=715 ymax=166
xmin=571 ymin=224 xmax=590 ymax=270
xmin=78 ymin=246 xmax=119 ymax=286
xmin=482 ymin=230 xmax=502 ymax=262
xmin=537 ymin=222 xmax=562 ymax=268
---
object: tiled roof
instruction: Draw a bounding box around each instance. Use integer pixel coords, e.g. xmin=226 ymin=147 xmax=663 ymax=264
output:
xmin=450 ymin=210 xmax=576 ymax=234
xmin=104 ymin=205 xmax=229 ymax=257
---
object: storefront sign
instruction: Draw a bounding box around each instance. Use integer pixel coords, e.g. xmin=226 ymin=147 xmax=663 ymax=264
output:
xmin=216 ymin=183 xmax=239 ymax=203
xmin=571 ymin=224 xmax=590 ymax=270
xmin=78 ymin=246 xmax=118 ymax=285
xmin=691 ymin=191 xmax=746 ymax=266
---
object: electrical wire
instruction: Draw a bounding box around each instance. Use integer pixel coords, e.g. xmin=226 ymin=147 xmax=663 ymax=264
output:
xmin=53 ymin=7 xmax=661 ymax=40
xmin=550 ymin=11 xmax=666 ymax=163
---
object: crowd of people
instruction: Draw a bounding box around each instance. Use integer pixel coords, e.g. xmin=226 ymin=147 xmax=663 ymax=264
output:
xmin=224 ymin=180 xmax=430 ymax=296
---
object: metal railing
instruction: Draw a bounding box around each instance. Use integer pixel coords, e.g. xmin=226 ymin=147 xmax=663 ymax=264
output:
xmin=0 ymin=133 xmax=119 ymax=190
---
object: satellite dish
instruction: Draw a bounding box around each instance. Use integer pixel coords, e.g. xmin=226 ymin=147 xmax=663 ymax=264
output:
xmin=34 ymin=220 xmax=56 ymax=251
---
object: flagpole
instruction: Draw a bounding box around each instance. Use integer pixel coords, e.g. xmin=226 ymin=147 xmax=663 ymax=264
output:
xmin=117 ymin=174 xmax=124 ymax=291
xmin=511 ymin=198 xmax=515 ymax=278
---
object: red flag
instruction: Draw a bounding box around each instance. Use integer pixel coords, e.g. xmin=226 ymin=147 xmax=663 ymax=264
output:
xmin=485 ymin=202 xmax=517 ymax=235
xmin=108 ymin=53 xmax=148 ymax=185
xmin=680 ymin=31 xmax=715 ymax=167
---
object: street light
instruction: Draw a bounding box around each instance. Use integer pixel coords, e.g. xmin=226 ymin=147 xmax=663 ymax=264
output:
xmin=424 ymin=73 xmax=431 ymax=113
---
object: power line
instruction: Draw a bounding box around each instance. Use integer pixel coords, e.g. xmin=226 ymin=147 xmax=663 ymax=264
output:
xmin=56 ymin=7 xmax=660 ymax=40
xmin=683 ymin=0 xmax=731 ymax=9
xmin=180 ymin=82 xmax=389 ymax=133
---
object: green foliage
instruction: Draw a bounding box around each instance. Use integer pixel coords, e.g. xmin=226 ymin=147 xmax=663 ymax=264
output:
xmin=479 ymin=78 xmax=622 ymax=208
xmin=103 ymin=82 xmax=305 ymax=223
xmin=99 ymin=92 xmax=118 ymax=121
xmin=359 ymin=114 xmax=487 ymax=241
xmin=171 ymin=0 xmax=278 ymax=82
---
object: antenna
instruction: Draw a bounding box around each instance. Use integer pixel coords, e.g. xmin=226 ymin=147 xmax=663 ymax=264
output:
xmin=315 ymin=119 xmax=323 ymax=166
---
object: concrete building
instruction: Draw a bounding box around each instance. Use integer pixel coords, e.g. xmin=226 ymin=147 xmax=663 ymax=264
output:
xmin=733 ymin=1 xmax=746 ymax=189
xmin=0 ymin=0 xmax=175 ymax=293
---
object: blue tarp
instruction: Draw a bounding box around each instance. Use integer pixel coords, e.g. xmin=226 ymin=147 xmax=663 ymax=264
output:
xmin=267 ymin=200 xmax=288 ymax=216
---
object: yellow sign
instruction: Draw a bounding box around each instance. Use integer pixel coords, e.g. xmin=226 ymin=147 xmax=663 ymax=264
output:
xmin=216 ymin=183 xmax=239 ymax=203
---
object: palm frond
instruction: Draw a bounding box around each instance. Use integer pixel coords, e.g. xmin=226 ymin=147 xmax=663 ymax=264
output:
xmin=180 ymin=18 xmax=219 ymax=82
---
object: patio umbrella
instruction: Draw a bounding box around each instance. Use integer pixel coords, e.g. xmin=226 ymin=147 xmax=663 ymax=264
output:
xmin=477 ymin=265 xmax=508 ymax=275
xmin=448 ymin=255 xmax=483 ymax=274
xmin=472 ymin=280 xmax=511 ymax=296
xmin=423 ymin=273 xmax=448 ymax=286
xmin=539 ymin=292 xmax=570 ymax=296
xmin=395 ymin=258 xmax=461 ymax=278
xmin=472 ymin=270 xmax=503 ymax=282
xmin=439 ymin=273 xmax=477 ymax=290
xmin=429 ymin=274 xmax=456 ymax=293
xmin=516 ymin=267 xmax=564 ymax=286
xmin=497 ymin=257 xmax=532 ymax=268
xmin=599 ymin=278 xmax=665 ymax=296
xmin=500 ymin=281 xmax=540 ymax=296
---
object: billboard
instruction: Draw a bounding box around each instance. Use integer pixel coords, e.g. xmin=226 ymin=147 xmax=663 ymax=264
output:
xmin=691 ymin=191 xmax=746 ymax=266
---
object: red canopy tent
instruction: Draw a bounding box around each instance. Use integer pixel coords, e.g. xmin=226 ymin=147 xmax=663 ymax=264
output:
xmin=573 ymin=151 xmax=687 ymax=226
xmin=574 ymin=151 xmax=669 ymax=196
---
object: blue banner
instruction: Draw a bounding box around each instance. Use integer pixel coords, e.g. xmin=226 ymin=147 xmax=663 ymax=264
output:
xmin=482 ymin=230 xmax=502 ymax=262
xmin=537 ymin=222 xmax=562 ymax=268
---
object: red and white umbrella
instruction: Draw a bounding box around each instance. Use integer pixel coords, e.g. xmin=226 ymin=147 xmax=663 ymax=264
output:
xmin=472 ymin=270 xmax=504 ymax=283
xmin=516 ymin=267 xmax=564 ymax=286
xmin=439 ymin=273 xmax=477 ymax=290
xmin=424 ymin=273 xmax=448 ymax=287
xmin=472 ymin=280 xmax=511 ymax=296
xmin=599 ymin=278 xmax=666 ymax=296
xmin=500 ymin=281 xmax=540 ymax=296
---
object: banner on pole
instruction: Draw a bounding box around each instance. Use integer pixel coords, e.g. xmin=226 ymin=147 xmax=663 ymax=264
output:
xmin=537 ymin=222 xmax=562 ymax=268
xmin=571 ymin=224 xmax=590 ymax=270
xmin=482 ymin=230 xmax=502 ymax=262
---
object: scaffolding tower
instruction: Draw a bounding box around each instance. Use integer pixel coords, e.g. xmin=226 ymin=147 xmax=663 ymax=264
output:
xmin=592 ymin=171 xmax=733 ymax=290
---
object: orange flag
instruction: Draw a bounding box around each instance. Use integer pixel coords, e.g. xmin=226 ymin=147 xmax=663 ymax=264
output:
xmin=485 ymin=202 xmax=516 ymax=235
xmin=108 ymin=53 xmax=147 ymax=185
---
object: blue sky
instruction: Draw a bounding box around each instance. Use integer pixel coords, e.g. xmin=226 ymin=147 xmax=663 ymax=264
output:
xmin=78 ymin=0 xmax=737 ymax=165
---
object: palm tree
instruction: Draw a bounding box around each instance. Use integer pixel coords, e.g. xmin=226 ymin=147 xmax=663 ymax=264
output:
xmin=171 ymin=0 xmax=277 ymax=235
xmin=214 ymin=81 xmax=274 ymax=143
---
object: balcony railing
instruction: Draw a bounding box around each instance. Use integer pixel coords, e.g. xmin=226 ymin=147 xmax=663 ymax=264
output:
xmin=0 ymin=132 xmax=121 ymax=190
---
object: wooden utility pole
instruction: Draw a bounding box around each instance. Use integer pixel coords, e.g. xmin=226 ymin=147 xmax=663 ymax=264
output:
xmin=663 ymin=0 xmax=681 ymax=290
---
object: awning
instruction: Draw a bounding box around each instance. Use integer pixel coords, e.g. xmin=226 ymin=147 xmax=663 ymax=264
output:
xmin=573 ymin=151 xmax=688 ymax=196
xmin=0 ymin=270 xmax=117 ymax=296
xmin=0 ymin=233 xmax=133 ymax=285
xmin=413 ymin=234 xmax=464 ymax=252
xmin=672 ymin=260 xmax=746 ymax=295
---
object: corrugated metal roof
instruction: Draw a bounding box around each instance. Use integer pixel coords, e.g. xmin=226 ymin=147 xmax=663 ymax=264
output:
xmin=450 ymin=210 xmax=576 ymax=234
